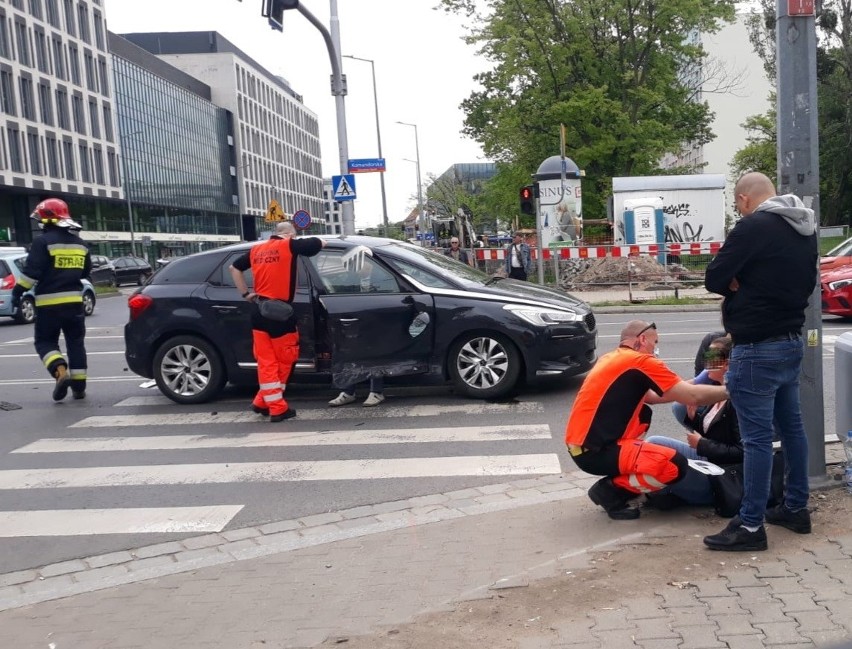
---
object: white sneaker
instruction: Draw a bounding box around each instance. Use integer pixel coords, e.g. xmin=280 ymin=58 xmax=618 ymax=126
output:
xmin=362 ymin=392 xmax=385 ymax=407
xmin=328 ymin=392 xmax=357 ymax=407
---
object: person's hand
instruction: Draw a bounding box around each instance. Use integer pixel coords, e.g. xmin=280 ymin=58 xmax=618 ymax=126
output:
xmin=10 ymin=285 xmax=24 ymax=311
xmin=729 ymin=277 xmax=739 ymax=291
xmin=686 ymin=431 xmax=702 ymax=449
xmin=686 ymin=404 xmax=697 ymax=420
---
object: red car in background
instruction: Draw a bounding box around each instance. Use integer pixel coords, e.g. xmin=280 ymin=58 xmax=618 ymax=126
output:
xmin=821 ymin=264 xmax=852 ymax=318
xmin=820 ymin=236 xmax=852 ymax=272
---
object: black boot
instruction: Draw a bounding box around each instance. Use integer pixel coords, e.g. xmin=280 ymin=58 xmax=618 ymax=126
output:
xmin=588 ymin=478 xmax=640 ymax=520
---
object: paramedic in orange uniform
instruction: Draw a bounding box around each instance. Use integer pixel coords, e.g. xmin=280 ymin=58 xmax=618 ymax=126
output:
xmin=565 ymin=320 xmax=729 ymax=519
xmin=229 ymin=222 xmax=325 ymax=422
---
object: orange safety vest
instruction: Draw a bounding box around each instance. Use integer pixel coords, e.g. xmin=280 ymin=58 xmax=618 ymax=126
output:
xmin=250 ymin=236 xmax=297 ymax=301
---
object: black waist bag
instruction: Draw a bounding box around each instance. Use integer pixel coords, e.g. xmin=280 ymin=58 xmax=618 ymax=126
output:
xmin=709 ymin=450 xmax=785 ymax=518
xmin=258 ymin=299 xmax=294 ymax=322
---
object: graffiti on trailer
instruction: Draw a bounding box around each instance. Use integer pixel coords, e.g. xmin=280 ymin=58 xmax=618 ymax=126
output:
xmin=660 ymin=200 xmax=710 ymax=243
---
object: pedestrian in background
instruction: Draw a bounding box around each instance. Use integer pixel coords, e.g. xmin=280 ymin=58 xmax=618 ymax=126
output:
xmin=564 ymin=320 xmax=728 ymax=520
xmin=229 ymin=222 xmax=325 ymax=423
xmin=444 ymin=237 xmax=472 ymax=266
xmin=11 ymin=198 xmax=91 ymax=401
xmin=504 ymin=231 xmax=532 ymax=280
xmin=702 ymin=171 xmax=818 ymax=552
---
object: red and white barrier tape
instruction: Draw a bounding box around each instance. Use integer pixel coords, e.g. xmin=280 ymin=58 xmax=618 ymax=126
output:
xmin=475 ymin=242 xmax=723 ymax=261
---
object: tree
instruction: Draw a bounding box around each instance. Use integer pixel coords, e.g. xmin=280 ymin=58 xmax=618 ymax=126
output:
xmin=439 ymin=0 xmax=737 ymax=218
xmin=729 ymin=103 xmax=777 ymax=185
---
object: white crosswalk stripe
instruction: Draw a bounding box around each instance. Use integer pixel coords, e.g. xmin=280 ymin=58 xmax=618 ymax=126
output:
xmin=0 ymin=398 xmax=560 ymax=538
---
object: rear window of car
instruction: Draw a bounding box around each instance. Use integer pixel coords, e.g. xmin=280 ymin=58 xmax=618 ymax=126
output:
xmin=149 ymin=251 xmax=227 ymax=284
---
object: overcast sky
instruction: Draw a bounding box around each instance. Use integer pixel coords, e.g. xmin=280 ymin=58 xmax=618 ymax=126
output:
xmin=102 ymin=0 xmax=489 ymax=229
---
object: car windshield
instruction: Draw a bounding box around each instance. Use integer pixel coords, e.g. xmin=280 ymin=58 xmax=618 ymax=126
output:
xmin=375 ymin=241 xmax=494 ymax=287
xmin=825 ymin=237 xmax=852 ymax=257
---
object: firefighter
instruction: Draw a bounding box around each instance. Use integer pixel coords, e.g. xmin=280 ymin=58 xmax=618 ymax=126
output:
xmin=228 ymin=222 xmax=325 ymax=422
xmin=11 ymin=198 xmax=92 ymax=401
xmin=564 ymin=320 xmax=729 ymax=520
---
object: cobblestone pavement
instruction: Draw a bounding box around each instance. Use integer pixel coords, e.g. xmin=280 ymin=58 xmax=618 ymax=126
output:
xmin=0 ymin=458 xmax=850 ymax=649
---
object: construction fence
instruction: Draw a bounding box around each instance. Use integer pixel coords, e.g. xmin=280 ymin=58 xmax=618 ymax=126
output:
xmin=472 ymin=242 xmax=723 ymax=292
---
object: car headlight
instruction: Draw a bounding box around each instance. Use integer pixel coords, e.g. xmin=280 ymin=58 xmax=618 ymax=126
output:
xmin=828 ymin=278 xmax=852 ymax=291
xmin=503 ymin=304 xmax=583 ymax=325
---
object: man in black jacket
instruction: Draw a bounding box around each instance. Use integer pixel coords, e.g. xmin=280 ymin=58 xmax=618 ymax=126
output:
xmin=12 ymin=198 xmax=92 ymax=401
xmin=702 ymin=172 xmax=818 ymax=552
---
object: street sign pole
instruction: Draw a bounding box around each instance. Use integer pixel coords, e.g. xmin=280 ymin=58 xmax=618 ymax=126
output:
xmin=776 ymin=0 xmax=826 ymax=482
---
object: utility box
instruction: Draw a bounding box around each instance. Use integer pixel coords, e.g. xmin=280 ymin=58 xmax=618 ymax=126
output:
xmin=623 ymin=198 xmax=665 ymax=263
xmin=836 ymin=332 xmax=852 ymax=443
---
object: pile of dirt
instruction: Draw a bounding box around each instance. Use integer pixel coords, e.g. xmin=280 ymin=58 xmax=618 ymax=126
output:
xmin=560 ymin=256 xmax=704 ymax=291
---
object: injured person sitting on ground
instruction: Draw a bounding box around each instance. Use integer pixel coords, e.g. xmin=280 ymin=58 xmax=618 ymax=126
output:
xmin=563 ymin=320 xmax=729 ymax=520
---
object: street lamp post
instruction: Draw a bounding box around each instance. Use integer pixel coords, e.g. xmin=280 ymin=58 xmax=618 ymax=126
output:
xmin=119 ymin=129 xmax=144 ymax=257
xmin=396 ymin=121 xmax=424 ymax=246
xmin=343 ymin=54 xmax=388 ymax=234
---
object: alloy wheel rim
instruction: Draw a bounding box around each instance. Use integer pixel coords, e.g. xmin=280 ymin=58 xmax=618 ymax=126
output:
xmin=456 ymin=337 xmax=509 ymax=390
xmin=160 ymin=344 xmax=211 ymax=396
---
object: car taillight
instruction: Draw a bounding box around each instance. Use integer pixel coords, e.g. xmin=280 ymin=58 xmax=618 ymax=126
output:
xmin=0 ymin=274 xmax=15 ymax=290
xmin=128 ymin=294 xmax=153 ymax=320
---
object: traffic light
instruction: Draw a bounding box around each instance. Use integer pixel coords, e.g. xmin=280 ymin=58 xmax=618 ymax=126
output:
xmin=519 ymin=185 xmax=535 ymax=215
xmin=262 ymin=0 xmax=299 ymax=32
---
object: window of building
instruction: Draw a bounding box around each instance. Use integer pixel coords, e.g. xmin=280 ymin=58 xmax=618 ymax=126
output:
xmin=45 ymin=0 xmax=60 ymax=28
xmin=93 ymin=10 xmax=103 ymax=50
xmin=34 ymin=29 xmax=49 ymax=73
xmin=83 ymin=50 xmax=95 ymax=91
xmin=45 ymin=134 xmax=59 ymax=176
xmin=0 ymin=14 xmax=10 ymax=61
xmin=10 ymin=0 xmax=24 ymax=10
xmin=51 ymin=36 xmax=64 ymax=79
xmin=18 ymin=76 xmax=35 ymax=120
xmin=27 ymin=131 xmax=41 ymax=174
xmin=76 ymin=2 xmax=89 ymax=44
xmin=88 ymin=97 xmax=98 ymax=137
xmin=78 ymin=142 xmax=89 ymax=182
xmin=92 ymin=144 xmax=103 ymax=183
xmin=71 ymin=93 xmax=84 ymax=133
xmin=7 ymin=126 xmax=23 ymax=172
xmin=68 ymin=43 xmax=80 ymax=85
xmin=62 ymin=138 xmax=74 ymax=179
xmin=55 ymin=86 xmax=69 ymax=128
xmin=101 ymin=101 xmax=112 ymax=141
xmin=63 ymin=0 xmax=75 ymax=37
xmin=97 ymin=56 xmax=107 ymax=95
xmin=29 ymin=0 xmax=44 ymax=20
xmin=0 ymin=69 xmax=16 ymax=115
xmin=106 ymin=148 xmax=117 ymax=186
xmin=14 ymin=20 xmax=30 ymax=68
xmin=38 ymin=81 xmax=52 ymax=124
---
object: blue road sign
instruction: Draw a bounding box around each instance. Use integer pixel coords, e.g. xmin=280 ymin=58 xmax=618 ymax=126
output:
xmin=348 ymin=158 xmax=386 ymax=173
xmin=331 ymin=174 xmax=356 ymax=201
xmin=293 ymin=210 xmax=311 ymax=230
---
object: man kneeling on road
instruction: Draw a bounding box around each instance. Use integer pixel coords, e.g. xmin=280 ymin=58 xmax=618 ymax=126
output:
xmin=565 ymin=320 xmax=729 ymax=520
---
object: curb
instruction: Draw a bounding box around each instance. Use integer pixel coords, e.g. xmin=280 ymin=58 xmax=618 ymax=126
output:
xmin=590 ymin=303 xmax=721 ymax=314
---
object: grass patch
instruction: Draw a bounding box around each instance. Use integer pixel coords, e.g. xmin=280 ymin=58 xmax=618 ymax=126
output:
xmin=94 ymin=284 xmax=119 ymax=295
xmin=590 ymin=296 xmax=720 ymax=307
xmin=820 ymin=235 xmax=847 ymax=255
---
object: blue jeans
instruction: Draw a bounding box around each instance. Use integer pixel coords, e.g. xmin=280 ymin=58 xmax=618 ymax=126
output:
xmin=341 ymin=376 xmax=384 ymax=396
xmin=726 ymin=339 xmax=809 ymax=527
xmin=645 ymin=436 xmax=714 ymax=505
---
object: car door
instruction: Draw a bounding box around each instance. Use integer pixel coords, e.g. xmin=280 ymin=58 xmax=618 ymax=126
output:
xmin=113 ymin=258 xmax=130 ymax=284
xmin=309 ymin=249 xmax=434 ymax=385
xmin=201 ymin=251 xmax=319 ymax=373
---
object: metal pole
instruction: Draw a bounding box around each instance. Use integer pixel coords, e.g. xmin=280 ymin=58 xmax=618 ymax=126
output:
xmin=398 ymin=121 xmax=423 ymax=246
xmin=343 ymin=55 xmax=389 ymax=232
xmin=775 ymin=0 xmax=826 ymax=481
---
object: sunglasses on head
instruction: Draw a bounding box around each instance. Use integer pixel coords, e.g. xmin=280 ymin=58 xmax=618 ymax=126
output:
xmin=636 ymin=322 xmax=656 ymax=337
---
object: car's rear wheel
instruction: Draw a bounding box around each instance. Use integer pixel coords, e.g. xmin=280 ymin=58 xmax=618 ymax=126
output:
xmin=153 ymin=335 xmax=226 ymax=404
xmin=13 ymin=296 xmax=35 ymax=325
xmin=137 ymin=271 xmax=151 ymax=286
xmin=82 ymin=291 xmax=96 ymax=316
xmin=447 ymin=332 xmax=521 ymax=399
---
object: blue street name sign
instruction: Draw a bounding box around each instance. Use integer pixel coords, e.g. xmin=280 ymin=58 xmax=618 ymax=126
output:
xmin=293 ymin=210 xmax=311 ymax=230
xmin=348 ymin=158 xmax=386 ymax=173
xmin=331 ymin=174 xmax=357 ymax=202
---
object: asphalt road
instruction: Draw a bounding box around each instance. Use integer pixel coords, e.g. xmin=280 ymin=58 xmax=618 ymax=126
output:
xmin=0 ymin=292 xmax=847 ymax=573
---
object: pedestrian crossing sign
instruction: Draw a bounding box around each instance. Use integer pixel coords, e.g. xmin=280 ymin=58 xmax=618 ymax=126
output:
xmin=331 ymin=174 xmax=356 ymax=202
xmin=265 ymin=199 xmax=286 ymax=222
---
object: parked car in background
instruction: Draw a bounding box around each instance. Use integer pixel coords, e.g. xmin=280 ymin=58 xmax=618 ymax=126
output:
xmin=0 ymin=251 xmax=96 ymax=324
xmin=820 ymin=236 xmax=852 ymax=272
xmin=125 ymin=236 xmax=598 ymax=404
xmin=89 ymin=254 xmax=116 ymax=287
xmin=821 ymin=264 xmax=852 ymax=319
xmin=112 ymin=256 xmax=153 ymax=286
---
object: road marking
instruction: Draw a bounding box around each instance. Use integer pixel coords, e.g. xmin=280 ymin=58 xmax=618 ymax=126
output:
xmin=0 ymin=506 xmax=244 ymax=537
xmin=113 ymin=395 xmax=244 ymax=407
xmin=0 ymin=455 xmax=561 ymax=489
xmin=70 ymin=402 xmax=545 ymax=428
xmin=0 ymin=351 xmax=124 ymax=359
xmin=14 ymin=425 xmax=553 ymax=453
xmin=0 ymin=376 xmax=143 ymax=386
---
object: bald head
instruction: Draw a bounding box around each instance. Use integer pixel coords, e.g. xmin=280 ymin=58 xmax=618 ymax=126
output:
xmin=734 ymin=172 xmax=776 ymax=216
xmin=275 ymin=222 xmax=296 ymax=237
xmin=621 ymin=320 xmax=654 ymax=342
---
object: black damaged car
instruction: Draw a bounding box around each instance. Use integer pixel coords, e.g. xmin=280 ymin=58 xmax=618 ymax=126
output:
xmin=124 ymin=236 xmax=598 ymax=404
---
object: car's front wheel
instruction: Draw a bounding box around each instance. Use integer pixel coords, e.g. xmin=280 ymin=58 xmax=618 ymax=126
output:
xmin=13 ymin=296 xmax=36 ymax=325
xmin=447 ymin=332 xmax=522 ymax=399
xmin=82 ymin=291 xmax=96 ymax=316
xmin=153 ymin=335 xmax=226 ymax=404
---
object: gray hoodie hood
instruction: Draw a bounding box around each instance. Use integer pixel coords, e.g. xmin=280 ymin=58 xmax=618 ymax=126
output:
xmin=754 ymin=194 xmax=816 ymax=236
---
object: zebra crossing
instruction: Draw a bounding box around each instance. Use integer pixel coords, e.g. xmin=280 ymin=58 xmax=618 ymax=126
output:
xmin=0 ymin=395 xmax=563 ymax=539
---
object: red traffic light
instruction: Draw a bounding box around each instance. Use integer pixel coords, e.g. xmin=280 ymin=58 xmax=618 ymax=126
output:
xmin=520 ymin=187 xmax=533 ymax=200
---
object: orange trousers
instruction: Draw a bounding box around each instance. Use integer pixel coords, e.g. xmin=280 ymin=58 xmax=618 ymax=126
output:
xmin=252 ymin=330 xmax=299 ymax=416
xmin=612 ymin=439 xmax=683 ymax=495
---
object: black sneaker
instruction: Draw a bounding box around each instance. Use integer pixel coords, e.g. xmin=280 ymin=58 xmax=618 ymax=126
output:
xmin=269 ymin=408 xmax=297 ymax=423
xmin=588 ymin=478 xmax=641 ymax=520
xmin=765 ymin=504 xmax=811 ymax=534
xmin=250 ymin=404 xmax=269 ymax=417
xmin=71 ymin=390 xmax=86 ymax=400
xmin=704 ymin=519 xmax=768 ymax=552
xmin=52 ymin=366 xmax=70 ymax=402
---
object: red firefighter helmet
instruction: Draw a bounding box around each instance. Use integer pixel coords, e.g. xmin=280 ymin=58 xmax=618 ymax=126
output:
xmin=30 ymin=198 xmax=81 ymax=229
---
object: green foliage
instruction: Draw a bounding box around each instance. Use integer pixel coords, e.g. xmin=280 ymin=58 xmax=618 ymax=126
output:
xmin=729 ymin=105 xmax=777 ymax=184
xmin=439 ymin=0 xmax=737 ymax=219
